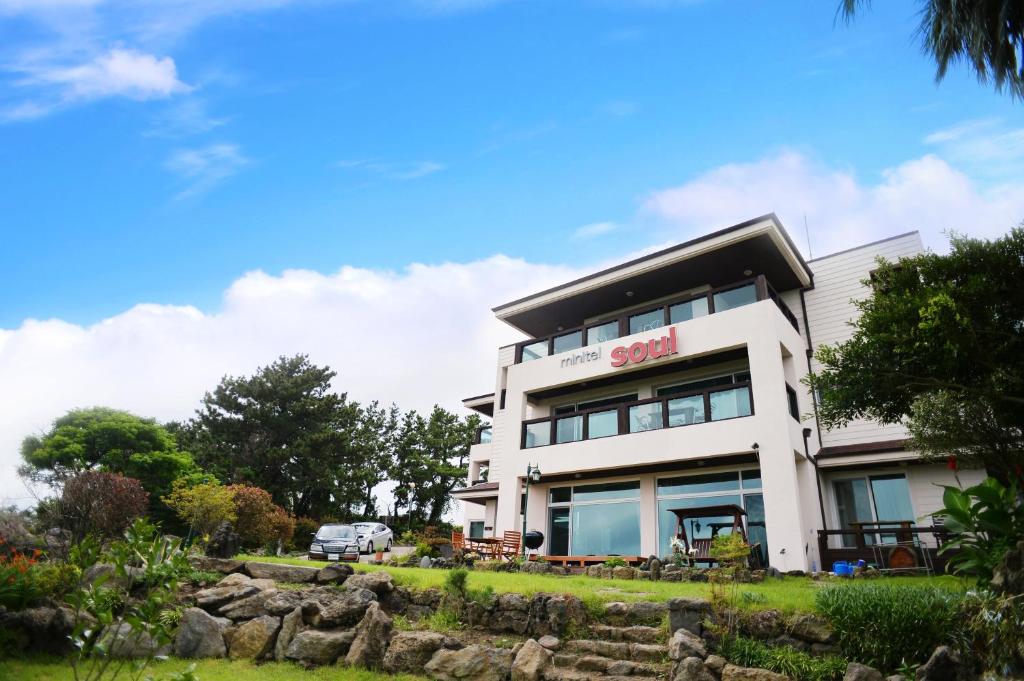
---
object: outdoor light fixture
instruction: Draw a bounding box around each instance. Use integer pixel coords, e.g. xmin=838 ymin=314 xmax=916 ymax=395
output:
xmin=625 ymin=291 xmax=634 ymax=297
xmin=521 ymin=463 xmax=541 ymax=557
xmin=751 ymin=442 xmax=759 ymax=451
xmin=743 ymin=269 xmax=753 ymax=276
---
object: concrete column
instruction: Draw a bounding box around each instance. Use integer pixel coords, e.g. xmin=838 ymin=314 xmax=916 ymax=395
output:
xmin=639 ymin=475 xmax=658 ymax=557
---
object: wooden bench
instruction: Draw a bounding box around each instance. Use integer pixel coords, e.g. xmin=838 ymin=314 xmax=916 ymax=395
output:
xmin=539 ymin=555 xmax=644 ymax=567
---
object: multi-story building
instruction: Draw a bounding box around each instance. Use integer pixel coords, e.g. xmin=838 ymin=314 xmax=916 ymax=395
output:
xmin=454 ymin=214 xmax=983 ymax=572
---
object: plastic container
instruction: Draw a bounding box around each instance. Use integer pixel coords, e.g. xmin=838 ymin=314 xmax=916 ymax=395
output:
xmin=832 ymin=561 xmax=852 ymax=576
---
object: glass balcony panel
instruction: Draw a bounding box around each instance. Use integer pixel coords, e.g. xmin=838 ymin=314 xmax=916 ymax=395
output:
xmin=629 ymin=309 xmax=664 ymax=335
xmin=521 ymin=340 xmax=549 ymax=362
xmin=587 ymin=409 xmax=618 ymax=439
xmin=587 ymin=320 xmax=619 ymax=345
xmin=709 ymin=386 xmax=752 ymax=421
xmin=669 ymin=297 xmax=709 ymax=324
xmin=628 ymin=402 xmax=663 ymax=433
xmin=555 ymin=415 xmax=583 ymax=444
xmin=479 ymin=426 xmax=492 ymax=443
xmin=524 ymin=421 xmax=551 ymax=448
xmin=713 ymin=283 xmax=757 ymax=312
xmin=553 ymin=330 xmax=583 ymax=354
xmin=667 ymin=395 xmax=705 ymax=426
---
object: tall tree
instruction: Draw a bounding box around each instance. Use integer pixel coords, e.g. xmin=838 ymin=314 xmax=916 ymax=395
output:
xmin=806 ymin=227 xmax=1024 ymax=478
xmin=349 ymin=401 xmax=399 ymax=519
xmin=20 ymin=407 xmax=200 ymax=528
xmin=840 ymin=0 xmax=1024 ymax=99
xmin=181 ymin=354 xmax=361 ymax=518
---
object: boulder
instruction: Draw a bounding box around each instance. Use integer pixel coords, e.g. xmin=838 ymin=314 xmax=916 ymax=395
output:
xmin=264 ymin=590 xmax=303 ymax=616
xmin=537 ymin=635 xmax=560 ymax=650
xmin=206 ymin=521 xmax=241 ymax=559
xmin=217 ymin=573 xmax=254 ymax=587
xmin=274 ymin=606 xmax=304 ymax=661
xmin=83 ymin=563 xmax=145 ymax=590
xmin=605 ymin=599 xmax=668 ymax=625
xmin=788 ymin=614 xmax=833 ymax=644
xmin=498 ymin=593 xmax=531 ymax=612
xmin=511 ymin=638 xmax=550 ymax=681
xmin=705 ymin=655 xmax=727 ymax=674
xmin=742 ymin=609 xmax=784 ymax=639
xmin=845 ymin=663 xmax=885 ymax=681
xmin=217 ymin=589 xmax=279 ymax=621
xmin=915 ymin=645 xmax=972 ymax=681
xmin=285 ymin=628 xmax=356 ymax=666
xmin=521 ymin=561 xmax=554 ymax=575
xmin=101 ymin=622 xmax=172 ymax=658
xmin=887 ymin=676 xmax=906 ymax=681
xmin=420 ymin=556 xmax=432 ymax=569
xmin=173 ymin=607 xmax=229 ymax=658
xmin=244 ymin=561 xmax=318 ymax=583
xmin=316 ymin=562 xmax=354 ymax=584
xmin=721 ymin=663 xmax=791 ymax=681
xmin=194 ymin=584 xmax=260 ymax=610
xmin=302 ymin=587 xmax=376 ymax=628
xmin=649 ymin=557 xmax=662 ymax=581
xmin=612 ymin=565 xmax=636 ymax=580
xmin=344 ymin=602 xmax=392 ymax=669
xmin=383 ymin=630 xmax=450 ymax=674
xmin=674 ymin=656 xmax=717 ymax=681
xmin=227 ymin=615 xmax=280 ymax=660
xmin=345 ymin=570 xmax=394 ymax=595
xmin=668 ymin=597 xmax=712 ymax=635
xmin=0 ymin=605 xmax=78 ymax=655
xmin=189 ymin=555 xmax=244 ymax=574
xmin=532 ymin=593 xmax=587 ymax=637
xmin=424 ymin=644 xmax=514 ymax=681
xmin=669 ymin=628 xmax=707 ymax=660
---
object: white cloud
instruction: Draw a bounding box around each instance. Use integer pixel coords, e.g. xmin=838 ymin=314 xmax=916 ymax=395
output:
xmin=38 ymin=48 xmax=190 ymax=101
xmin=572 ymin=221 xmax=619 ymax=240
xmin=0 ymin=256 xmax=581 ymax=506
xmin=165 ymin=143 xmax=249 ymax=198
xmin=643 ymin=149 xmax=1024 ymax=257
xmin=334 ymin=159 xmax=446 ymax=181
xmin=923 ymin=118 xmax=1024 ymax=181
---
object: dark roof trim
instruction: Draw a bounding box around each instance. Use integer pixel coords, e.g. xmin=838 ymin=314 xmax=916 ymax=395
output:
xmin=492 ymin=213 xmax=813 ymax=312
xmin=451 ymin=481 xmax=499 ymax=495
xmin=462 ymin=392 xmax=495 ymax=403
xmin=816 ymin=439 xmax=910 ymax=459
xmin=807 ymin=231 xmax=920 ymax=264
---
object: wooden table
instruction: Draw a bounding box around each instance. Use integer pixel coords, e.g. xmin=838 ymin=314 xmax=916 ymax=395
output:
xmin=466 ymin=536 xmax=502 ymax=559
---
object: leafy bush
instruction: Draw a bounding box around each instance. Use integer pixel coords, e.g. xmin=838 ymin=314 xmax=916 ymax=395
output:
xmin=718 ymin=635 xmax=847 ymax=681
xmin=163 ymin=478 xmax=236 ymax=540
xmin=415 ymin=541 xmax=437 ymax=558
xmin=958 ymin=589 xmax=1024 ymax=678
xmin=816 ymin=583 xmax=965 ymax=672
xmin=937 ymin=477 xmax=1024 ymax=585
xmin=0 ymin=538 xmax=41 ymax=609
xmin=227 ymin=485 xmax=295 ymax=549
xmin=60 ymin=471 xmax=149 ymax=541
xmin=603 ymin=557 xmax=628 ymax=567
xmin=290 ymin=516 xmax=320 ymax=550
xmin=33 ymin=561 xmax=82 ymax=601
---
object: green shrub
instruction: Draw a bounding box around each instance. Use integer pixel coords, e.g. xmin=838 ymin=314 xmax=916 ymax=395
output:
xmin=603 ymin=557 xmax=628 ymax=567
xmin=815 ymin=583 xmax=965 ymax=672
xmin=718 ymin=635 xmax=847 ymax=681
xmin=415 ymin=541 xmax=436 ymax=558
xmin=33 ymin=561 xmax=82 ymax=601
xmin=937 ymin=478 xmax=1024 ymax=585
xmin=958 ymin=589 xmax=1024 ymax=678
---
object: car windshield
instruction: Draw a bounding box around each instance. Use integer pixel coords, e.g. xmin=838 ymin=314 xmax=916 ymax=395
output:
xmin=316 ymin=525 xmax=355 ymax=540
xmin=353 ymin=523 xmax=373 ymax=532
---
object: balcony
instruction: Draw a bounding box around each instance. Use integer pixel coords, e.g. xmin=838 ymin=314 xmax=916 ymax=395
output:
xmin=520 ymin=381 xmax=754 ymax=449
xmin=514 ymin=275 xmax=798 ymax=364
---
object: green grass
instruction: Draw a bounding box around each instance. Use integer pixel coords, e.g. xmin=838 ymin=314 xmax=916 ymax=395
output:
xmin=1 ymin=657 xmax=426 ymax=681
xmin=236 ymin=554 xmax=967 ymax=614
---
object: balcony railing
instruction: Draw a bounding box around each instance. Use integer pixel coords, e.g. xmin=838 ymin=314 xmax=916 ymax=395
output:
xmin=520 ymin=382 xmax=754 ymax=449
xmin=514 ymin=275 xmax=799 ymax=364
xmin=817 ymin=526 xmax=950 ymax=574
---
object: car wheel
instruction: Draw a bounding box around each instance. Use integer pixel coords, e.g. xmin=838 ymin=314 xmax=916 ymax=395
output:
xmin=367 ymin=541 xmax=374 ymax=555
xmin=386 ymin=538 xmax=392 ymax=552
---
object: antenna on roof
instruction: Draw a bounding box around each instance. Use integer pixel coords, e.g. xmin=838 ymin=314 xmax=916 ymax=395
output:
xmin=803 ymin=213 xmax=813 ymax=259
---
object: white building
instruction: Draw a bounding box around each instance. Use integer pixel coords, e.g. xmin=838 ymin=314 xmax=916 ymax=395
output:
xmin=454 ymin=214 xmax=983 ymax=572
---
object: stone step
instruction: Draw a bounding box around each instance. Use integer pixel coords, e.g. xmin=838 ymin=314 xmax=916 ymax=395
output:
xmin=562 ymin=639 xmax=668 ymax=664
xmin=543 ymin=668 xmax=665 ymax=681
xmin=589 ymin=624 xmax=666 ymax=644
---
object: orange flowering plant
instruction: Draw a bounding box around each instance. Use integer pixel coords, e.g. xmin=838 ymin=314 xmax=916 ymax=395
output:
xmin=0 ymin=536 xmax=43 ymax=610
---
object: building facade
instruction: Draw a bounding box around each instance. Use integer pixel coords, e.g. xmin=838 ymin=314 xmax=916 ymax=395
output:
xmin=454 ymin=214 xmax=983 ymax=572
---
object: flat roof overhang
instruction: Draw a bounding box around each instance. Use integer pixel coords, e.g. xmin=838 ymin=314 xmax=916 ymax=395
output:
xmin=493 ymin=214 xmax=813 ymax=337
xmin=451 ymin=481 xmax=499 ymax=505
xmin=533 ymin=452 xmax=759 ymax=484
xmin=462 ymin=393 xmax=495 ymax=417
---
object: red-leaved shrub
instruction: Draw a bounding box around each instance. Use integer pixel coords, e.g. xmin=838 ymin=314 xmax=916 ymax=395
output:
xmin=60 ymin=471 xmax=149 ymax=541
xmin=227 ymin=484 xmax=295 ymax=548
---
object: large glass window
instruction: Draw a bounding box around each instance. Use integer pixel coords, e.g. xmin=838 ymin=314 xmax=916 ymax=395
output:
xmin=667 ymin=395 xmax=705 ymax=426
xmin=573 ymin=502 xmax=641 ymax=556
xmin=744 ymin=494 xmax=767 ymax=566
xmin=469 ymin=521 xmax=484 ymax=538
xmin=629 ymin=309 xmax=664 ymax=335
xmin=587 ymin=409 xmax=618 ymax=439
xmin=834 ymin=477 xmax=873 ymax=548
xmin=629 ymin=402 xmax=663 ymax=433
xmin=656 ymin=469 xmax=763 ymax=559
xmin=574 ymin=481 xmax=640 ymax=502
xmin=669 ymin=297 xmax=709 ymax=324
xmin=657 ymin=371 xmax=749 ymax=397
xmin=524 ymin=421 xmax=550 ymax=448
xmin=548 ymin=508 xmax=570 ymax=555
xmin=587 ymin=321 xmax=619 ymax=346
xmin=870 ymin=475 xmax=914 ymax=522
xmin=709 ymin=386 xmax=752 ymax=420
xmin=521 ymin=340 xmax=549 ymax=362
xmin=713 ymin=283 xmax=757 ymax=312
xmin=553 ymin=330 xmax=583 ymax=354
xmin=657 ymin=494 xmax=742 ymax=558
xmin=555 ymin=415 xmax=583 ymax=444
xmin=658 ymin=471 xmax=740 ymax=496
xmin=478 ymin=426 xmax=492 ymax=443
xmin=833 ymin=474 xmax=914 ymax=547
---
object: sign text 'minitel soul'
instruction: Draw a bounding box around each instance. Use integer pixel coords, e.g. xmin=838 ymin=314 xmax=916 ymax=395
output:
xmin=610 ymin=327 xmax=678 ymax=368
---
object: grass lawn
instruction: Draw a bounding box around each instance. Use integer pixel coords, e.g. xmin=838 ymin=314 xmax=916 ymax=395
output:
xmin=237 ymin=554 xmax=968 ymax=615
xmin=1 ymin=657 xmax=426 ymax=681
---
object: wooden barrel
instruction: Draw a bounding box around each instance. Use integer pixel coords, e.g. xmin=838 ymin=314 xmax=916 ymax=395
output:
xmin=887 ymin=545 xmax=917 ymax=570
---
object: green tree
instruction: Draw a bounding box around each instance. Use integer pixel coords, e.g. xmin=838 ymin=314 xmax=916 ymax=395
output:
xmin=162 ymin=478 xmax=237 ymax=540
xmin=20 ymin=407 xmax=201 ymax=528
xmin=806 ymin=228 xmax=1024 ymax=478
xmin=840 ymin=0 xmax=1024 ymax=99
xmin=347 ymin=401 xmax=399 ymax=519
xmin=180 ymin=354 xmax=361 ymax=518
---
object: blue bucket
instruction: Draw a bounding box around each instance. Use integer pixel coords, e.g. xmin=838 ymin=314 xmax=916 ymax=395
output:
xmin=832 ymin=561 xmax=852 ymax=576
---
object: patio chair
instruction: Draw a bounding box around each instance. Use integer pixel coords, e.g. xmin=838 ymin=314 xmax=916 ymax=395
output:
xmin=502 ymin=530 xmax=521 ymax=560
xmin=451 ymin=531 xmax=465 ymax=552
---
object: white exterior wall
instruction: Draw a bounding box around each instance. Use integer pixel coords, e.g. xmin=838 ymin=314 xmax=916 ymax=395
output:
xmin=803 ymin=233 xmax=924 ymax=447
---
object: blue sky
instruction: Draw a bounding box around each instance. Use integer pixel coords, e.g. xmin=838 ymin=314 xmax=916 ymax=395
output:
xmin=2 ymin=0 xmax=1021 ymax=329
